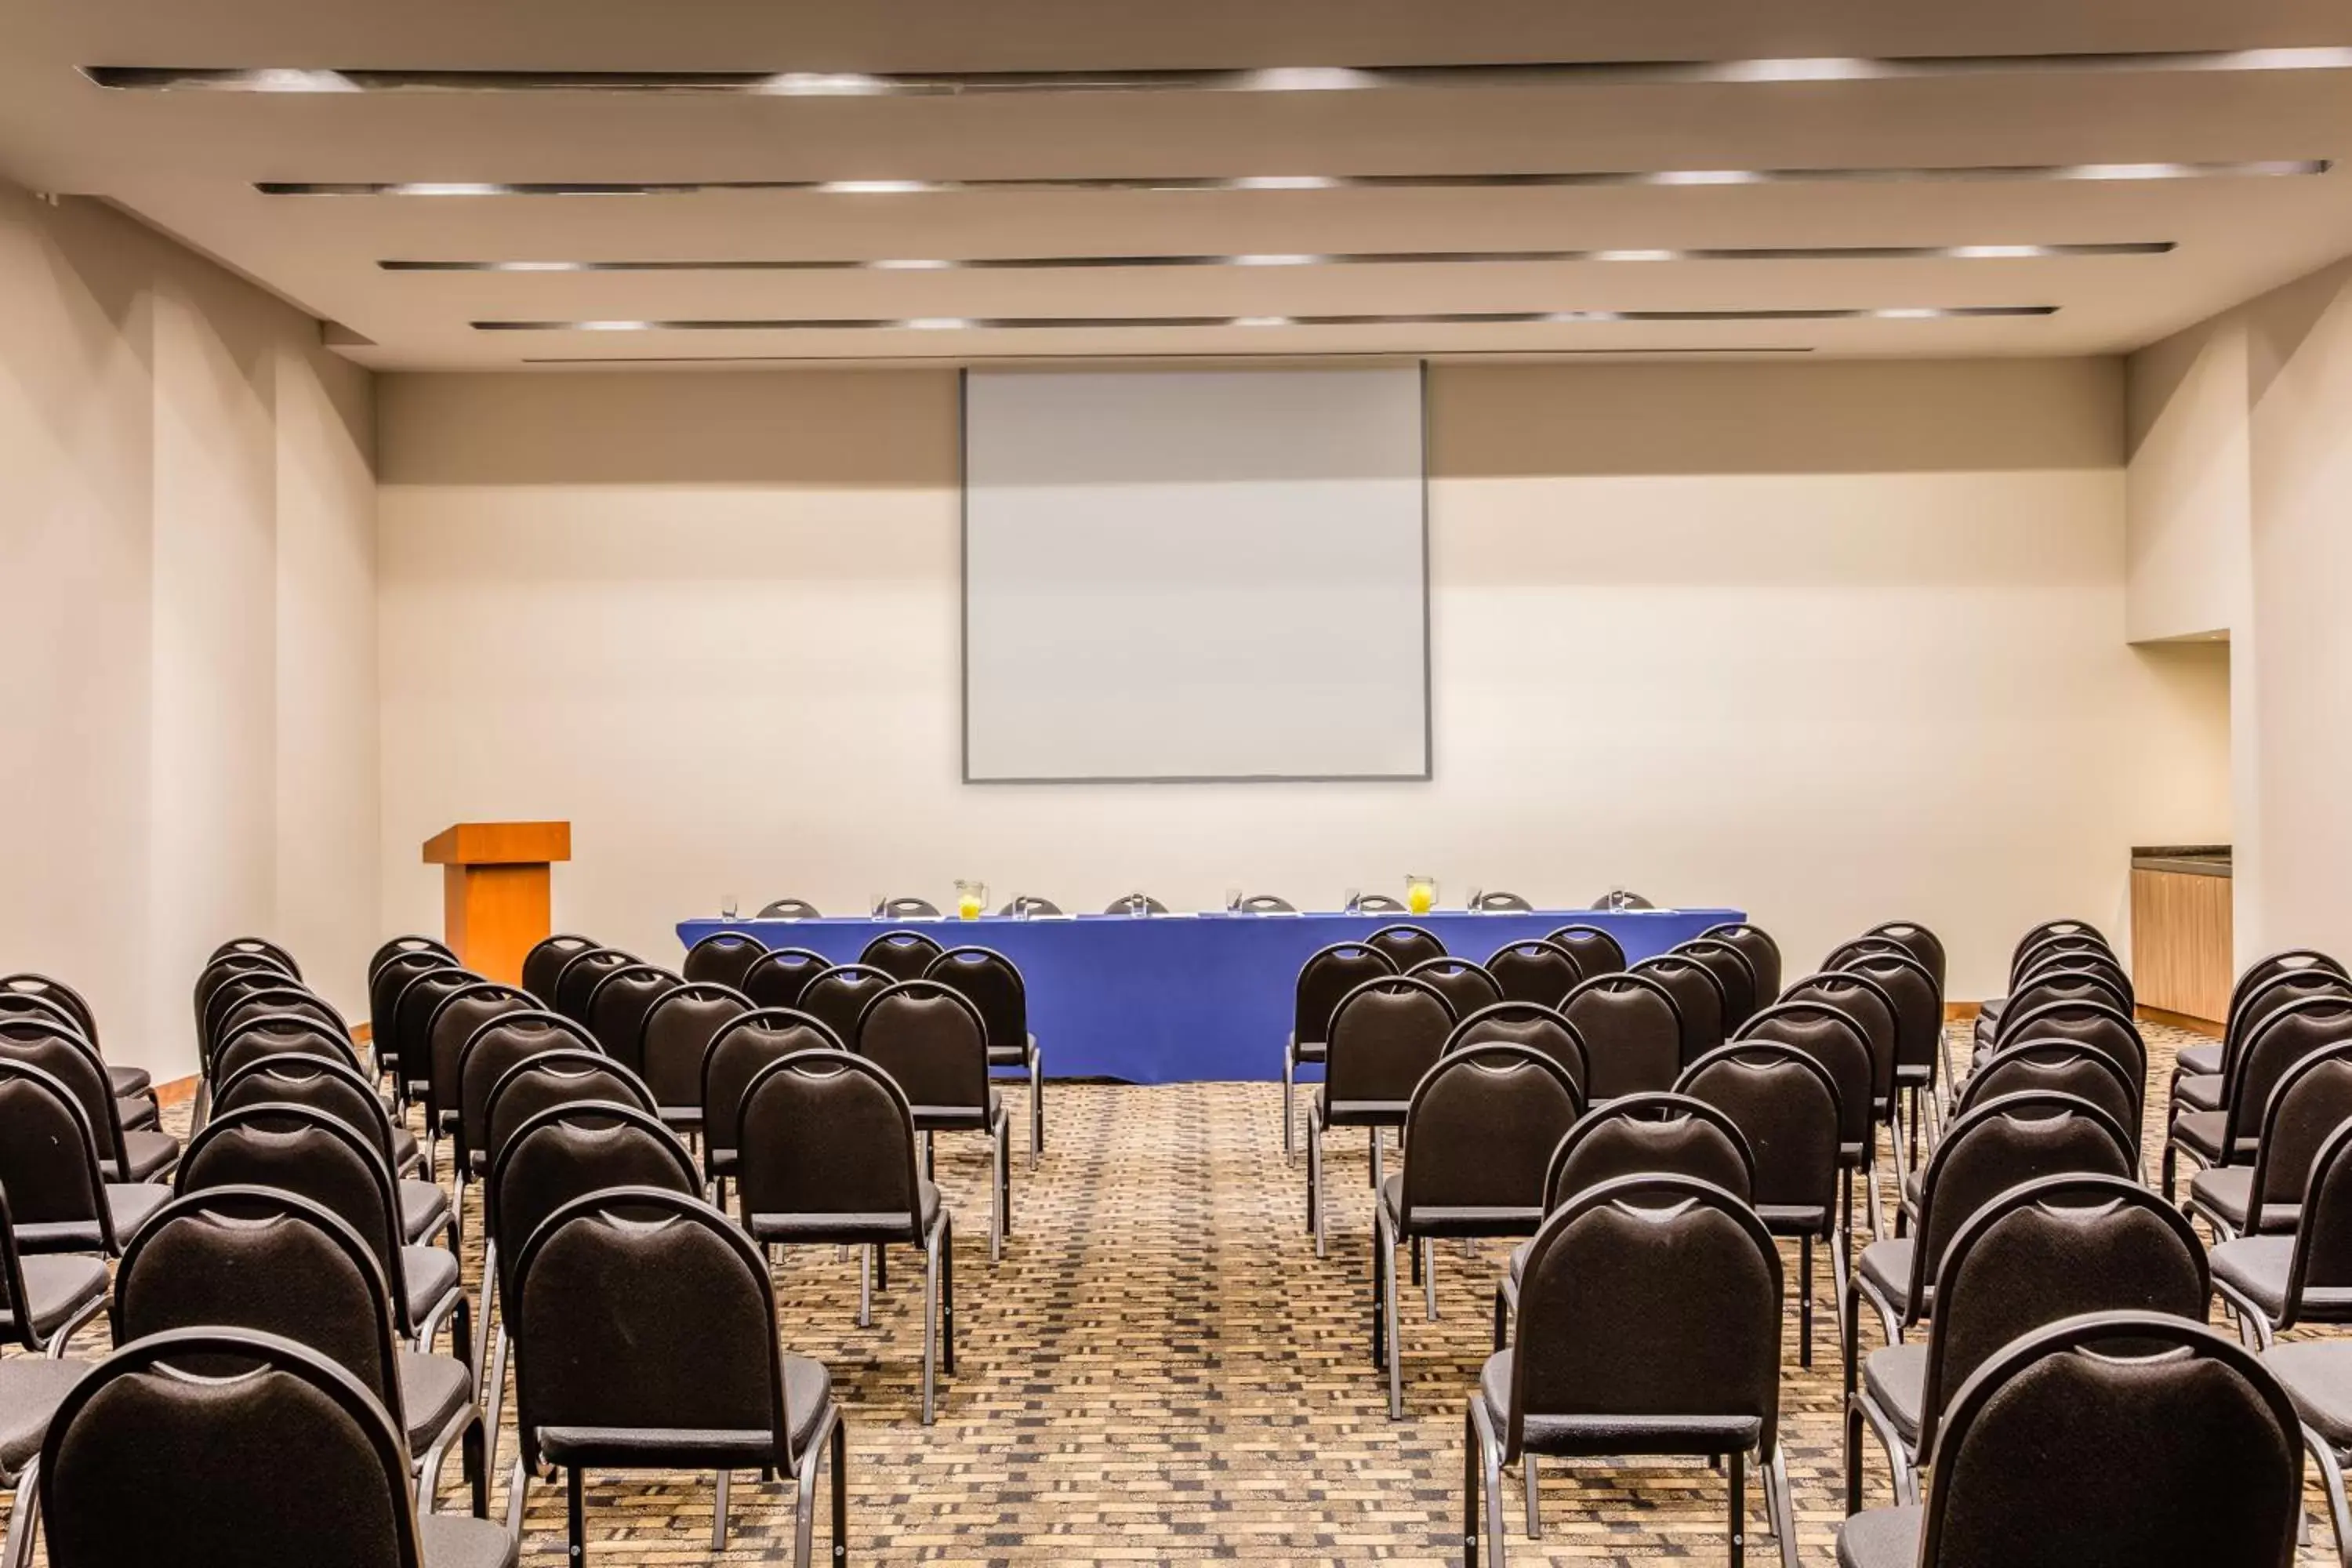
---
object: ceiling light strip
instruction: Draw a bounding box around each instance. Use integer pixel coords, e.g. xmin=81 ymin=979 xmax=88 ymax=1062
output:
xmin=385 ymin=241 xmax=2170 ymax=273
xmin=472 ymin=306 xmax=2059 ymax=332
xmin=517 ymin=346 xmax=1821 ymax=365
xmin=85 ymin=48 xmax=2352 ymax=96
xmin=260 ymin=161 xmax=2329 ymax=198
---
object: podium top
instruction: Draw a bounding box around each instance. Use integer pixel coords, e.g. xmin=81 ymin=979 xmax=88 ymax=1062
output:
xmin=422 ymin=821 xmax=572 ymax=868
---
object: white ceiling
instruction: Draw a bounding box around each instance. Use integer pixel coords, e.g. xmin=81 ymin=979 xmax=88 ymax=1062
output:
xmin=4 ymin=0 xmax=2351 ymax=369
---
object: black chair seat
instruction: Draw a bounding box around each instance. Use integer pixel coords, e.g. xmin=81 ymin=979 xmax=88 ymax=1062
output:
xmin=2263 ymin=1341 xmax=2352 ymax=1446
xmin=117 ymin=1094 xmax=158 ymax=1131
xmin=750 ymin=1181 xmax=944 ymax=1245
xmin=111 ymin=1127 xmax=179 ymax=1182
xmin=419 ymin=1512 xmax=521 ymax=1568
xmin=1857 ymin=1238 xmax=1918 ymax=1316
xmin=1862 ymin=1344 xmax=1927 ymax=1442
xmin=1835 ymin=1504 xmax=1925 ymax=1568
xmin=656 ymin=1105 xmax=704 ymax=1134
xmin=2171 ymin=1110 xmax=2256 ymax=1164
xmin=1478 ymin=1351 xmax=1761 ymax=1455
xmin=1755 ymin=1202 xmax=1833 ymax=1235
xmin=1376 ymin=1176 xmax=1539 ymax=1239
xmin=397 ymin=1348 xmax=474 ymax=1451
xmin=105 ymin=1062 xmax=152 ymax=1099
xmin=401 ymin=1177 xmax=453 ymax=1244
xmin=403 ymin=1243 xmax=461 ymax=1324
xmin=912 ymin=1091 xmax=1002 ymax=1132
xmin=2212 ymin=1236 xmax=2352 ymax=1320
xmin=2187 ymin=1167 xmax=2298 ymax=1235
xmin=0 ymin=1356 xmax=89 ymax=1479
xmin=18 ymin=1182 xmax=170 ymax=1254
xmin=2172 ymin=1073 xmax=2223 ymax=1112
xmin=2176 ymin=1041 xmax=2223 ymax=1077
xmin=0 ymin=1254 xmax=107 ymax=1341
xmin=1894 ymin=1064 xmax=1932 ymax=1088
xmin=539 ymin=1354 xmax=833 ymax=1463
xmin=986 ymin=1034 xmax=1037 ymax=1069
xmin=391 ymin=1124 xmax=422 ymax=1174
xmin=1324 ymin=1098 xmax=1410 ymax=1128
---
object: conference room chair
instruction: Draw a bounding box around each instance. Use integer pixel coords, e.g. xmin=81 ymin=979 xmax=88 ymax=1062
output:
xmin=509 ymin=1188 xmax=847 ymax=1566
xmin=1702 ymin=924 xmax=1784 ymax=1006
xmin=0 ymin=1334 xmax=84 ymax=1568
xmin=700 ymin=1011 xmax=844 ymax=1194
xmin=858 ymin=978 xmax=1011 ymax=1258
xmin=553 ymin=948 xmax=637 ymax=1026
xmin=1780 ymin=971 xmax=1904 ymax=1218
xmin=1405 ymin=956 xmax=1504 ymax=1022
xmin=111 ymin=1187 xmax=488 ymax=1519
xmin=1373 ymin=1043 xmax=1581 ymax=1417
xmin=1951 ymin=1042 xmax=2140 ymax=1156
xmin=2181 ymin=946 xmax=2352 ymax=1087
xmin=1976 ymin=928 xmax=2114 ymax=1041
xmin=192 ymin=951 xmax=295 ymax=1044
xmin=788 ymin=960 xmax=883 ymax=1050
xmin=477 ymin=1102 xmax=699 ymax=1468
xmin=208 ymin=989 xmax=354 ymax=1123
xmin=2165 ymin=995 xmax=2352 ymax=1197
xmin=1863 ymin=920 xmax=1947 ymax=993
xmin=1544 ymin=924 xmax=1628 ymax=978
xmin=1468 ymin=891 xmax=1534 ymax=912
xmin=419 ymin=982 xmax=536 ymax=1178
xmin=1103 ymin=892 xmax=1166 ymax=916
xmin=212 ymin=1012 xmax=378 ymax=1102
xmin=1483 ymin=941 xmax=1582 ymax=1008
xmin=1307 ymin=976 xmax=1457 ymax=1256
xmin=1494 ymin=1094 xmax=1755 ymax=1353
xmin=0 ymin=1189 xmax=105 ymax=1358
xmin=1831 ymin=949 xmax=1944 ymax=1142
xmin=1676 ymin=938 xmax=1762 ymax=1031
xmin=879 ymin=896 xmax=940 ymax=918
xmin=209 ymin=934 xmax=302 ymax=978
xmin=0 ymin=995 xmax=154 ymax=1134
xmin=1978 ymin=964 xmax=2135 ymax=1058
xmin=370 ymin=933 xmax=456 ymax=979
xmin=1833 ymin=1313 xmax=2302 ymax=1568
xmin=2210 ymin=1114 xmax=2352 ymax=1350
xmin=1842 ymin=1091 xmax=2136 ymax=1413
xmin=1633 ymin=953 xmax=1729 ymax=1067
xmin=1283 ymin=942 xmax=1399 ymax=1159
xmin=1467 ymin=1174 xmax=1795 ymax=1568
xmin=927 ymin=946 xmax=1045 ymax=1163
xmin=177 ymin=1103 xmax=471 ymax=1369
xmin=0 ymin=1020 xmax=174 ymax=1184
xmin=636 ymin=983 xmax=753 ymax=1137
xmin=455 ymin=1011 xmax=608 ymax=1200
xmin=199 ymin=970 xmax=311 ymax=1076
xmin=1239 ymin=894 xmax=1296 ymax=913
xmin=1845 ymin=1173 xmax=2209 ymax=1512
xmin=739 ymin=948 xmax=833 ymax=1012
xmin=757 ymin=897 xmax=822 ymax=919
xmin=388 ymin=967 xmax=487 ymax=1119
xmin=997 ymin=895 xmax=1062 ymax=916
xmin=1678 ymin=1043 xmax=1846 ymax=1366
xmin=1560 ymin=972 xmax=1684 ymax=1100
xmin=0 ymin=1063 xmax=168 ymax=1256
xmin=1737 ymin=1000 xmax=1880 ymax=1240
xmin=212 ymin=1054 xmax=452 ymax=1247
xmin=739 ymin=1050 xmax=956 ymax=1421
xmin=683 ymin=931 xmax=770 ymax=992
xmin=2188 ymin=1042 xmax=2352 ymax=1241
xmin=481 ymin=1051 xmax=657 ymax=1181
xmin=1363 ymin=923 xmax=1443 ymax=969
xmin=861 ymin=929 xmax=946 ymax=982
xmin=2172 ymin=962 xmax=2352 ymax=1112
xmin=0 ymin=975 xmax=153 ymax=1123
xmin=1444 ymin=1004 xmax=1590 ymax=1100
xmin=37 ymin=1329 xmax=520 ymax=1568
xmin=520 ymin=933 xmax=597 ymax=1007
xmin=581 ymin=961 xmax=677 ymax=1073
xmin=1352 ymin=893 xmax=1409 ymax=914
xmin=369 ymin=948 xmax=458 ymax=1093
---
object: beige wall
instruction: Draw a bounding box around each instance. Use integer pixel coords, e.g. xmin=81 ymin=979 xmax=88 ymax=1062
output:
xmin=0 ymin=184 xmax=379 ymax=1073
xmin=379 ymin=358 xmax=2227 ymax=1000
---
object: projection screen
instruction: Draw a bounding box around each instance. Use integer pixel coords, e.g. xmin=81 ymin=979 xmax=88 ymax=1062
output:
xmin=961 ymin=366 xmax=1430 ymax=783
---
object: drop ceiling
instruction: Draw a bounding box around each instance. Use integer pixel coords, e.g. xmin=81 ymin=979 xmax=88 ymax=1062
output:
xmin=4 ymin=0 xmax=2351 ymax=368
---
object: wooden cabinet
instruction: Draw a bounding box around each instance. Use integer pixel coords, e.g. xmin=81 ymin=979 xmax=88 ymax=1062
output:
xmin=2130 ymin=857 xmax=2232 ymax=1025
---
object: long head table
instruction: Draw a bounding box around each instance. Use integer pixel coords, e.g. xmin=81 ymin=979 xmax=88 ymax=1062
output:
xmin=673 ymin=906 xmax=1744 ymax=1084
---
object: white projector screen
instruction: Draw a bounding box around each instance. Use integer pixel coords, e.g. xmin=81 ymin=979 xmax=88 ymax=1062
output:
xmin=962 ymin=367 xmax=1430 ymax=783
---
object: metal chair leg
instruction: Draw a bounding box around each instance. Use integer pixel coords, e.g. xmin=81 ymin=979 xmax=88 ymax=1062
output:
xmin=858 ymin=1247 xmax=873 ymax=1328
xmin=1728 ymin=1446 xmax=1745 ymax=1567
xmin=2303 ymin=1425 xmax=2352 ymax=1568
xmin=568 ymin=1464 xmax=586 ymax=1565
xmin=2 ymin=1460 xmax=37 ymax=1568
xmin=921 ymin=1225 xmax=940 ymax=1425
xmin=1467 ymin=1399 xmax=1508 ymax=1568
xmin=1523 ymin=1454 xmax=1540 ymax=1539
xmin=1766 ymin=1443 xmax=1799 ymax=1568
xmin=1424 ymin=1238 xmax=1439 ymax=1323
xmin=1029 ymin=1051 xmax=1044 ymax=1165
xmin=1311 ymin=1119 xmax=1327 ymax=1258
xmin=713 ymin=1467 xmax=731 ymax=1549
xmin=1283 ymin=1051 xmax=1297 ymax=1159
xmin=1381 ymin=1207 xmax=1406 ymax=1419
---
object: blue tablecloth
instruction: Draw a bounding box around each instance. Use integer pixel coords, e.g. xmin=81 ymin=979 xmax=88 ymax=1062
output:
xmin=674 ymin=907 xmax=1742 ymax=1084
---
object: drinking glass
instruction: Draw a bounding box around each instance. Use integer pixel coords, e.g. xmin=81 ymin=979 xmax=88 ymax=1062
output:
xmin=956 ymin=880 xmax=988 ymax=920
xmin=720 ymin=892 xmax=739 ymax=920
xmin=1406 ymin=875 xmax=1438 ymax=916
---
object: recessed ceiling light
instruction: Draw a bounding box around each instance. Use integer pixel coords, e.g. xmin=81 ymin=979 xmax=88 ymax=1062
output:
xmin=471 ymin=305 xmax=2058 ymax=332
xmin=259 ymin=160 xmax=2326 ymax=199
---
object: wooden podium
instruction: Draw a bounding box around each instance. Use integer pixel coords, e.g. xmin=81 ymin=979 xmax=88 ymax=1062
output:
xmin=422 ymin=821 xmax=571 ymax=986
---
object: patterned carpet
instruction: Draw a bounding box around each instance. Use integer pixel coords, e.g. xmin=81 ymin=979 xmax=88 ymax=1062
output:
xmin=40 ymin=1017 xmax=2341 ymax=1565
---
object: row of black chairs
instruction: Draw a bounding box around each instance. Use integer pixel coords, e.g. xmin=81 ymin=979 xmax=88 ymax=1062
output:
xmin=750 ymin=891 xmax=1559 ymax=919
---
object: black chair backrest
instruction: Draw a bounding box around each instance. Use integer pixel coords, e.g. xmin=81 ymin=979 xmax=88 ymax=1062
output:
xmin=757 ymin=898 xmax=821 ymax=919
xmin=113 ymin=1187 xmax=402 ymax=1417
xmin=422 ymin=981 xmax=534 ymax=1125
xmin=213 ymin=1014 xmax=367 ymax=1086
xmin=924 ymin=947 xmax=1028 ymax=1060
xmin=797 ymin=964 xmax=897 ymax=1051
xmin=1993 ymin=969 xmax=2135 ymax=1038
xmin=1365 ymin=924 xmax=1445 ymax=970
xmin=41 ymin=1328 xmax=426 ymax=1568
xmin=390 ymin=967 xmax=482 ymax=1087
xmin=484 ymin=1048 xmax=657 ymax=1171
xmin=0 ymin=1061 xmax=119 ymax=1249
xmin=1404 ymin=956 xmax=1504 ymax=1021
xmin=1674 ymin=938 xmax=1760 ymax=1029
xmin=1993 ymin=999 xmax=2146 ymax=1089
xmin=881 ymin=897 xmax=941 ymax=918
xmin=1542 ymin=1091 xmax=1755 ymax=1210
xmin=683 ymin=931 xmax=769 ymax=991
xmin=855 ymin=980 xmax=992 ymax=1115
xmin=1352 ymin=894 xmax=1408 ymax=914
xmin=636 ymin=983 xmax=752 ymax=1114
xmin=1915 ymin=1313 xmax=2300 ymax=1568
xmin=1958 ymin=1041 xmax=2140 ymax=1142
xmin=701 ymin=1010 xmax=847 ymax=1160
xmin=1507 ymin=1174 xmax=1782 ymax=1460
xmin=1396 ymin=1044 xmax=1581 ymax=1221
xmin=1735 ymin=1000 xmax=1876 ymax=1151
xmin=511 ymin=1189 xmax=794 ymax=1472
xmin=2229 ymin=948 xmax=2351 ymax=1025
xmin=1470 ymin=891 xmax=1534 ymax=912
xmin=1631 ymin=954 xmax=1726 ymax=1067
xmin=1675 ymin=1043 xmax=1842 ymax=1214
xmin=583 ymin=963 xmax=680 ymax=1072
xmin=2280 ymin=1120 xmax=2352 ymax=1328
xmin=2218 ymin=967 xmax=2352 ymax=1083
xmin=1866 ymin=920 xmax=1947 ymax=991
xmin=1918 ymin=1174 xmax=2209 ymax=1461
xmin=554 ymin=948 xmax=637 ymax=1025
xmin=1484 ymin=940 xmax=1584 ymax=1007
xmin=176 ymin=1103 xmax=404 ymax=1300
xmin=861 ymin=929 xmax=946 ymax=982
xmin=368 ymin=949 xmax=456 ymax=1062
xmin=521 ymin=933 xmax=598 ymax=1005
xmin=205 ymin=977 xmax=322 ymax=1066
xmin=1443 ymin=1003 xmax=1590 ymax=1098
xmin=1323 ymin=978 xmax=1458 ymax=1108
xmin=2008 ymin=932 xmax=2112 ymax=989
xmin=1822 ymin=935 xmax=1917 ymax=972
xmin=0 ymin=973 xmax=101 ymax=1045
xmin=2009 ymin=919 xmax=2110 ymax=971
xmin=999 ymin=895 xmax=1063 ymax=916
xmin=487 ymin=1103 xmax=699 ymax=1279
xmin=194 ymin=953 xmax=292 ymax=1043
xmin=739 ymin=948 xmax=833 ymax=1012
xmin=2223 ymin=996 xmax=2352 ymax=1150
xmin=1904 ymin=1091 xmax=2136 ymax=1317
xmin=1106 ymin=892 xmax=1167 ymax=916
xmin=209 ymin=936 xmax=301 ymax=978
xmin=1560 ymin=973 xmax=1684 ymax=1100
xmin=1778 ymin=971 xmax=1899 ymax=1109
xmin=367 ymin=934 xmax=453 ymax=981
xmin=2241 ymin=1043 xmax=2352 ymax=1232
xmin=457 ymin=1010 xmax=604 ymax=1175
xmin=0 ymin=1018 xmax=133 ymax=1170
xmin=1545 ymin=925 xmax=1628 ymax=977
xmin=738 ymin=1050 xmax=927 ymax=1240
xmin=213 ymin=1054 xmax=401 ymax=1169
xmin=0 ymin=993 xmax=82 ymax=1044
xmin=1293 ymin=943 xmax=1399 ymax=1048
xmin=1240 ymin=894 xmax=1294 ymax=913
xmin=1701 ymin=924 xmax=1783 ymax=1005
xmin=1835 ymin=949 xmax=1943 ymax=1076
